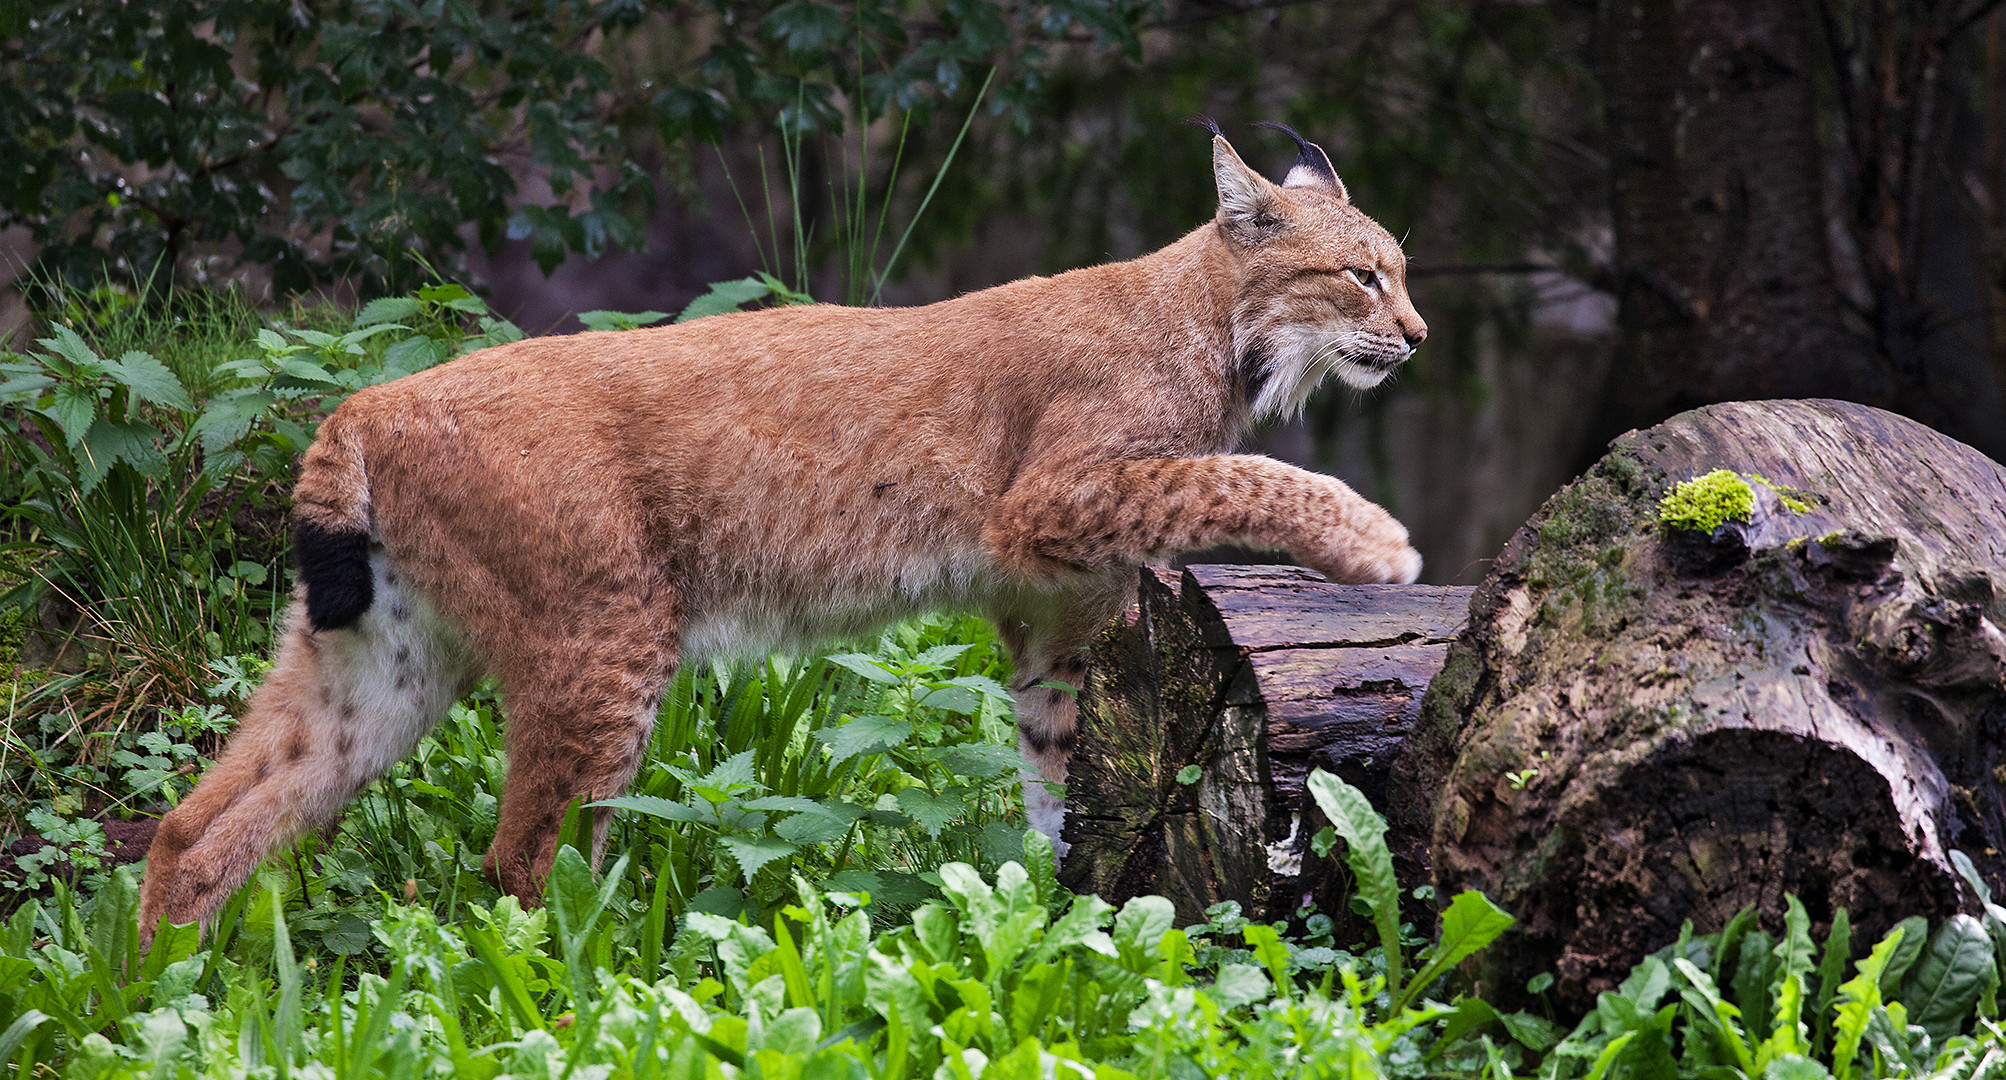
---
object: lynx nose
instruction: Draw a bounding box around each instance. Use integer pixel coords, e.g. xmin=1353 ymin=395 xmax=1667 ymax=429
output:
xmin=1403 ymin=323 xmax=1427 ymax=348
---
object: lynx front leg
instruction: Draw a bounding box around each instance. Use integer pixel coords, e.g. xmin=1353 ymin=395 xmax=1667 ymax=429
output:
xmin=985 ymin=454 xmax=1422 ymax=585
xmin=993 ymin=578 xmax=1132 ymax=856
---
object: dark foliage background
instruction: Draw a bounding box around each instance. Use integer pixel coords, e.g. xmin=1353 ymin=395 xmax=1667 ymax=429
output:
xmin=4 ymin=0 xmax=2003 ymax=581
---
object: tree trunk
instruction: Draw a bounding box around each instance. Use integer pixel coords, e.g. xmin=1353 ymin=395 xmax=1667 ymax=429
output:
xmin=1592 ymin=0 xmax=1899 ymax=448
xmin=1059 ymin=564 xmax=1471 ymax=925
xmin=1393 ymin=399 xmax=2006 ymax=1012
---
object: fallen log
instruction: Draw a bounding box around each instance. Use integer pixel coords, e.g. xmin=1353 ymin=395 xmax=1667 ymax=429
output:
xmin=1059 ymin=563 xmax=1471 ymax=924
xmin=1391 ymin=399 xmax=2006 ymax=1010
xmin=1064 ymin=400 xmax=2006 ymax=1013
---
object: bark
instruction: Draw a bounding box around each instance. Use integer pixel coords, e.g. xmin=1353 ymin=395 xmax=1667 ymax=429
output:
xmin=1593 ymin=0 xmax=1899 ymax=446
xmin=1059 ymin=564 xmax=1471 ymax=925
xmin=1394 ymin=399 xmax=2006 ymax=1012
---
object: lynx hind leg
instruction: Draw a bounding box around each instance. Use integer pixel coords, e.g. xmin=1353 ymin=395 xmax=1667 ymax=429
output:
xmin=139 ymin=556 xmax=473 ymax=943
xmin=996 ymin=577 xmax=1133 ymax=858
xmin=483 ymin=624 xmax=676 ymax=902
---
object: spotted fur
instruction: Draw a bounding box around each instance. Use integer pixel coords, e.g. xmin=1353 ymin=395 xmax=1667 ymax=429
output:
xmin=138 ymin=130 xmax=1426 ymax=940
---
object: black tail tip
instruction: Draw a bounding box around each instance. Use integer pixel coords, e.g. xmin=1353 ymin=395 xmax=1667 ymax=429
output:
xmin=295 ymin=521 xmax=373 ymax=631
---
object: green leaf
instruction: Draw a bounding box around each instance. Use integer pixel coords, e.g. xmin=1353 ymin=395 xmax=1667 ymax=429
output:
xmin=1306 ymin=768 xmax=1404 ymax=998
xmin=1878 ymin=915 xmax=1930 ymax=998
xmin=719 ymin=834 xmax=798 ymax=881
xmin=590 ymin=794 xmax=711 ymax=824
xmin=0 ymin=1011 xmax=50 ymax=1067
xmin=675 ymin=277 xmax=777 ymax=323
xmin=1900 ymin=914 xmax=1993 ymax=1045
xmin=104 ymin=350 xmax=191 ymax=410
xmin=1674 ymin=957 xmax=1755 ymax=1074
xmin=1833 ymin=924 xmax=1907 ymax=1079
xmin=1176 ymin=764 xmax=1203 ymax=785
xmin=38 ymin=324 xmax=101 ymax=373
xmin=1499 ymin=1010 xmax=1562 ymax=1052
xmin=775 ymin=812 xmax=849 ymax=845
xmin=1763 ymin=1054 xmax=1835 ymax=1080
xmin=274 ymin=358 xmax=343 ymax=386
xmin=43 ymin=382 xmax=98 ymax=445
xmin=896 ymin=788 xmax=963 ymax=838
xmin=80 ymin=417 xmax=167 ymax=483
xmin=577 ymin=309 xmax=671 ymax=332
xmin=932 ymin=743 xmax=1022 ymax=779
xmin=816 ymin=715 xmax=914 ymax=762
xmin=354 ymin=297 xmax=422 ymax=327
xmin=1402 ymin=890 xmax=1515 ymax=1010
xmin=917 ymin=684 xmax=982 ymax=715
xmin=1210 ymin=963 xmax=1270 ymax=1009
xmin=824 ymin=652 xmax=902 ymax=685
xmin=0 ymin=372 xmax=54 ymax=399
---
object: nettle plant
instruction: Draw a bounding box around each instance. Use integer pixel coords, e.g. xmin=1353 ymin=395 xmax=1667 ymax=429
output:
xmin=598 ymin=617 xmax=1029 ymax=923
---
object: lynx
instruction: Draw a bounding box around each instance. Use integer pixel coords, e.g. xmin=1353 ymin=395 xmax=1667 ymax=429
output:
xmin=137 ymin=123 xmax=1426 ymax=939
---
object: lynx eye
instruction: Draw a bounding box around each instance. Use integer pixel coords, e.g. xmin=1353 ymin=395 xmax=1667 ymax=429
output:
xmin=1347 ymin=268 xmax=1380 ymax=289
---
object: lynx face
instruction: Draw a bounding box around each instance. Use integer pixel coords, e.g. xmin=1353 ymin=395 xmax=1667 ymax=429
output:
xmin=1212 ymin=131 xmax=1428 ymax=420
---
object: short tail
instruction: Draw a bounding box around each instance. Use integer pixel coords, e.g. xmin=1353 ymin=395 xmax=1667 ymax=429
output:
xmin=291 ymin=408 xmax=374 ymax=631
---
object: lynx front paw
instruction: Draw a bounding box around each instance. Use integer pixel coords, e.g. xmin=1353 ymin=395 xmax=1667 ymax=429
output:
xmin=1376 ymin=545 xmax=1424 ymax=585
xmin=1316 ymin=511 xmax=1422 ymax=584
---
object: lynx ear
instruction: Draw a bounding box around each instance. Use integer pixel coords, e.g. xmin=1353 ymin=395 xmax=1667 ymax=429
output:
xmin=1254 ymin=121 xmax=1347 ymax=201
xmin=1211 ymin=135 xmax=1286 ymax=244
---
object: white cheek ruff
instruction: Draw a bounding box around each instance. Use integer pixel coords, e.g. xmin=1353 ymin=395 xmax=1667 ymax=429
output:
xmin=1249 ymin=325 xmax=1404 ymax=420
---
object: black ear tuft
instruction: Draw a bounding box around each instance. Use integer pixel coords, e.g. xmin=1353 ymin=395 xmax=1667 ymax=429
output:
xmin=1253 ymin=120 xmax=1346 ymax=200
xmin=1183 ymin=114 xmax=1226 ymax=140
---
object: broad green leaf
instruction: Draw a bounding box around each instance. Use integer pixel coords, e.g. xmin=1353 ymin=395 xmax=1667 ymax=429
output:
xmin=1764 ymin=1054 xmax=1835 ymax=1080
xmin=104 ymin=350 xmax=191 ymax=410
xmin=675 ymin=277 xmax=776 ymax=323
xmin=1901 ymin=914 xmax=1993 ymax=1045
xmin=917 ymin=684 xmax=982 ymax=715
xmin=896 ymin=788 xmax=963 ymax=838
xmin=774 ymin=812 xmax=848 ymax=846
xmin=82 ymin=417 xmax=167 ymax=480
xmin=0 ymin=372 xmax=53 ymax=399
xmin=193 ymin=389 xmax=277 ymax=455
xmin=1879 ymin=915 xmax=1931 ymax=998
xmin=590 ymin=794 xmax=711 ymax=824
xmin=824 ymin=653 xmax=902 ymax=685
xmin=719 ymin=835 xmax=798 ymax=882
xmin=1431 ymin=998 xmax=1501 ymax=1058
xmin=911 ymin=643 xmax=974 ymax=670
xmin=1306 ymin=768 xmax=1404 ymax=997
xmin=38 ymin=324 xmax=101 ymax=372
xmin=577 ymin=309 xmax=671 ymax=331
xmin=354 ymin=296 xmax=422 ymax=327
xmin=817 ymin=715 xmax=914 ymax=763
xmin=44 ymin=382 xmax=98 ymax=445
xmin=1402 ymin=890 xmax=1515 ymax=1010
xmin=740 ymin=795 xmax=839 ymax=816
xmin=1499 ymin=1010 xmax=1562 ymax=1052
xmin=1112 ymin=895 xmax=1176 ymax=958
xmin=275 ymin=357 xmax=343 ymax=386
xmin=932 ymin=743 xmax=1022 ymax=779
xmin=0 ymin=1010 xmax=49 ymax=1065
xmin=1210 ymin=963 xmax=1269 ymax=1010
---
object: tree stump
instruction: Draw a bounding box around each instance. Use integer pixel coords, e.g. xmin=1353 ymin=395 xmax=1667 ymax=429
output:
xmin=1392 ymin=399 xmax=2006 ymax=1011
xmin=1060 ymin=563 xmax=1472 ymax=924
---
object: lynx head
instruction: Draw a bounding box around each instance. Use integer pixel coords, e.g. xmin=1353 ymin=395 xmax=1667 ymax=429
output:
xmin=1203 ymin=121 xmax=1427 ymax=420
